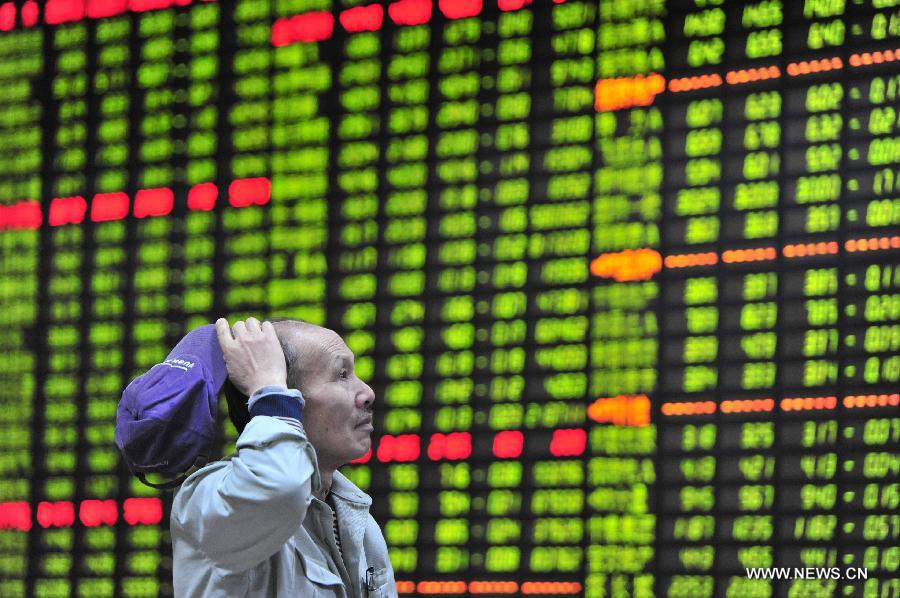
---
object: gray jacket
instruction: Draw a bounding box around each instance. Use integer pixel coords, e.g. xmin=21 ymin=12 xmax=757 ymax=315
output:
xmin=170 ymin=415 xmax=397 ymax=597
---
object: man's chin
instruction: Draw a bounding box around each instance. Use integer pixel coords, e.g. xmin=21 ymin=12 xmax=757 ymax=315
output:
xmin=343 ymin=435 xmax=372 ymax=464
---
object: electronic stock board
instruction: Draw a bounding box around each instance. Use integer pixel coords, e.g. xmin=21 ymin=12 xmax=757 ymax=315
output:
xmin=0 ymin=0 xmax=898 ymax=596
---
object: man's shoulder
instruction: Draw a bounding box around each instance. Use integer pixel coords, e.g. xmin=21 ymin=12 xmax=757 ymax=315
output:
xmin=180 ymin=457 xmax=233 ymax=489
xmin=170 ymin=458 xmax=234 ymax=524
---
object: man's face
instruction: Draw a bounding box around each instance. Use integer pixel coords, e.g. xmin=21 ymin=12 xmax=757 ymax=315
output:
xmin=288 ymin=326 xmax=375 ymax=469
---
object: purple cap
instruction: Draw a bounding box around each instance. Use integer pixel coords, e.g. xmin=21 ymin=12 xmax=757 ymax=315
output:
xmin=115 ymin=325 xmax=227 ymax=483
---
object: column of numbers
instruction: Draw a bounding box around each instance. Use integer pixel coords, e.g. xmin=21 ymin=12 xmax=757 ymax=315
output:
xmin=36 ymin=225 xmax=83 ymax=597
xmin=93 ymin=17 xmax=129 ymax=194
xmin=0 ymin=24 xmax=42 ymax=598
xmin=428 ymin=15 xmax=481 ymax=577
xmin=267 ymin=24 xmax=330 ymax=323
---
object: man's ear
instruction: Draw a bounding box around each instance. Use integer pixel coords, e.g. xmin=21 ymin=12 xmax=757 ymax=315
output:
xmin=223 ymin=378 xmax=250 ymax=433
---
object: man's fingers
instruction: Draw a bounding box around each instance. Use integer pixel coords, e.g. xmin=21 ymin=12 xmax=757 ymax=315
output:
xmin=215 ymin=318 xmax=235 ymax=349
xmin=214 ymin=317 xmax=287 ymax=394
xmin=245 ymin=317 xmax=261 ymax=333
xmin=262 ymin=321 xmax=282 ymax=348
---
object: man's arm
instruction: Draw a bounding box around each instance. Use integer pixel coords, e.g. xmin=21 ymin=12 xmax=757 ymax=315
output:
xmin=171 ymin=386 xmax=319 ymax=572
xmin=170 ymin=318 xmax=317 ymax=572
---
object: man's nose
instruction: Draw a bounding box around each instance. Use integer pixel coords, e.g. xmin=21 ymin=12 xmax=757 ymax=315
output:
xmin=358 ymin=380 xmax=375 ymax=408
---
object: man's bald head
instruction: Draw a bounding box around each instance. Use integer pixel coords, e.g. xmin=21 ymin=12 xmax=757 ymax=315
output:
xmin=270 ymin=319 xmax=343 ymax=394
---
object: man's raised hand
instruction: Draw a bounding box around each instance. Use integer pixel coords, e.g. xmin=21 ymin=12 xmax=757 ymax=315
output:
xmin=215 ymin=317 xmax=287 ymax=397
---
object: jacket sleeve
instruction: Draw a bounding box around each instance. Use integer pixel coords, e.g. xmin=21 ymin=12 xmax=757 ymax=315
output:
xmin=170 ymin=391 xmax=319 ymax=573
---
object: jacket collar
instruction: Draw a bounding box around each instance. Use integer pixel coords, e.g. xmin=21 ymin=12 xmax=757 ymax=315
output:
xmin=329 ymin=469 xmax=372 ymax=507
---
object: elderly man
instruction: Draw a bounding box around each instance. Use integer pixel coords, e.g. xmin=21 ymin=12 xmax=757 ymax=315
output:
xmin=169 ymin=317 xmax=396 ymax=597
